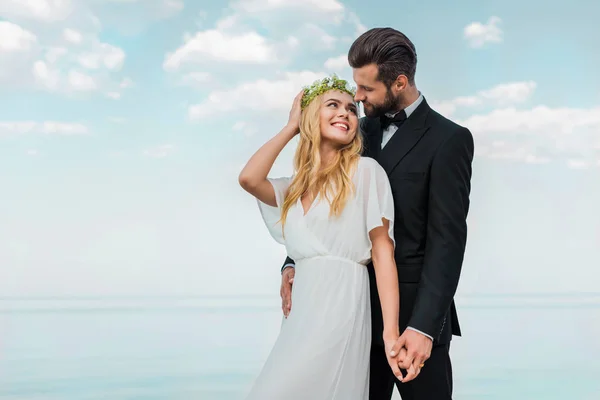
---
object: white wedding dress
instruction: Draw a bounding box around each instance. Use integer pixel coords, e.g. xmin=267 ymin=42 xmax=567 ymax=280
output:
xmin=245 ymin=156 xmax=395 ymax=400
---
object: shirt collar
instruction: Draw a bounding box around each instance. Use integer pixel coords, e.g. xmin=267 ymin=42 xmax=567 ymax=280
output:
xmin=385 ymin=91 xmax=423 ymax=118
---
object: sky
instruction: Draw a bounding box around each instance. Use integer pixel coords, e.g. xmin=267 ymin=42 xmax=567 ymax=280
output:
xmin=0 ymin=0 xmax=599 ymax=298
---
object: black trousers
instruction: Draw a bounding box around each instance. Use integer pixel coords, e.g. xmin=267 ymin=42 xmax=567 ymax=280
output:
xmin=369 ymin=342 xmax=453 ymax=400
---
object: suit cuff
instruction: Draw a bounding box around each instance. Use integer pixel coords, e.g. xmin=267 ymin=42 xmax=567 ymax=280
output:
xmin=406 ymin=326 xmax=433 ymax=341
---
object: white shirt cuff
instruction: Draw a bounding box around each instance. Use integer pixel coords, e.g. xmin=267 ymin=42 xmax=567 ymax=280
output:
xmin=282 ymin=263 xmax=295 ymax=271
xmin=406 ymin=326 xmax=433 ymax=341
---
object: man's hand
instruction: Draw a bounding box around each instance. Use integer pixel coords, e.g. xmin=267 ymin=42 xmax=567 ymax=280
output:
xmin=390 ymin=329 xmax=433 ymax=382
xmin=280 ymin=267 xmax=295 ymax=317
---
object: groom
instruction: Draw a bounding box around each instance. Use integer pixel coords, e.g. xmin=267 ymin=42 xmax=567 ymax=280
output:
xmin=280 ymin=28 xmax=474 ymax=400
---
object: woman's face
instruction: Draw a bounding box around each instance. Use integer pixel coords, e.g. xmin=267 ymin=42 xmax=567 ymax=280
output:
xmin=318 ymin=90 xmax=359 ymax=147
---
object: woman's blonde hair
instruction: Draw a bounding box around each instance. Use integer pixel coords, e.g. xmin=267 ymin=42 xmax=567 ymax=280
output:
xmin=279 ymin=90 xmax=363 ymax=229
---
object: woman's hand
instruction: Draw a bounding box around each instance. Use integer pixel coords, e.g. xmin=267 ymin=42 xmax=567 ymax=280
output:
xmin=384 ymin=334 xmax=404 ymax=381
xmin=238 ymin=88 xmax=305 ymax=205
xmin=286 ymin=89 xmax=304 ymax=134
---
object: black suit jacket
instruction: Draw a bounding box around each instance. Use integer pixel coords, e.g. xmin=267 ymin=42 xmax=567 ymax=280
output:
xmin=282 ymin=97 xmax=474 ymax=346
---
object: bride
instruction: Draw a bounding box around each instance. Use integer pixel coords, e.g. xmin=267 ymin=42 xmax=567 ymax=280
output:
xmin=239 ymin=75 xmax=402 ymax=399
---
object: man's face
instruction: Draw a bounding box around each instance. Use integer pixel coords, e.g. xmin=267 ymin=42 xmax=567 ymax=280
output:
xmin=352 ymin=63 xmax=398 ymax=118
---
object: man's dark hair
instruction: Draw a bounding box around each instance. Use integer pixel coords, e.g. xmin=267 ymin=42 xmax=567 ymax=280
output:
xmin=348 ymin=27 xmax=417 ymax=87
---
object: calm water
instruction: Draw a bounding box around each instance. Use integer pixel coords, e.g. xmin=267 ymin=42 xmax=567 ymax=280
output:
xmin=0 ymin=295 xmax=599 ymax=400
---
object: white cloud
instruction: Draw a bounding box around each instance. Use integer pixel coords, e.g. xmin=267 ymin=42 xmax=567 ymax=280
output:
xmin=464 ymin=16 xmax=503 ymax=48
xmin=68 ymin=70 xmax=97 ymax=91
xmin=286 ymin=36 xmax=299 ymax=48
xmin=63 ymin=28 xmax=83 ymax=44
xmin=215 ymin=14 xmax=240 ymax=31
xmin=103 ymin=0 xmax=184 ymax=12
xmin=76 ymin=43 xmax=125 ymax=70
xmin=0 ymin=1 xmax=165 ymax=96
xmin=478 ymin=81 xmax=536 ymax=105
xmin=27 ymin=39 xmax=126 ymax=95
xmin=0 ymin=0 xmax=73 ymax=22
xmin=188 ymin=70 xmax=325 ymax=120
xmin=164 ymin=0 xmax=184 ymax=13
xmin=0 ymin=121 xmax=89 ymax=136
xmin=457 ymin=105 xmax=600 ymax=167
xmin=432 ymin=95 xmax=479 ymax=117
xmin=163 ymin=30 xmax=276 ymax=71
xmin=45 ymin=47 xmax=68 ymax=63
xmin=105 ymin=0 xmax=182 ymax=5
xmin=344 ymin=11 xmax=367 ymax=37
xmin=165 ymin=0 xmax=364 ymax=80
xmin=0 ymin=24 xmax=126 ymax=96
xmin=84 ymin=0 xmax=184 ymax=32
xmin=32 ymin=59 xmax=107 ymax=93
xmin=475 ymin=144 xmax=550 ymax=164
xmin=0 ymin=21 xmax=37 ymax=52
xmin=233 ymin=0 xmax=344 ymax=13
xmin=42 ymin=121 xmax=89 ymax=134
xmin=458 ymin=105 xmax=600 ymax=136
xmin=0 ymin=0 xmax=183 ymax=31
xmin=119 ymin=77 xmax=133 ymax=88
xmin=524 ymin=153 xmax=550 ymax=164
xmin=165 ymin=0 xmax=367 ymax=110
xmin=179 ymin=72 xmax=212 ymax=87
xmin=429 ymin=80 xmax=599 ymax=167
xmin=301 ymin=23 xmax=337 ymax=49
xmin=0 ymin=21 xmax=39 ymax=84
xmin=431 ymin=81 xmax=536 ymax=116
xmin=143 ymin=144 xmax=177 ymax=158
xmin=324 ymin=54 xmax=348 ymax=70
xmin=232 ymin=121 xmax=258 ymax=137
xmin=567 ymin=159 xmax=592 ymax=169
xmin=32 ymin=60 xmax=60 ymax=90
xmin=102 ymin=78 xmax=133 ymax=100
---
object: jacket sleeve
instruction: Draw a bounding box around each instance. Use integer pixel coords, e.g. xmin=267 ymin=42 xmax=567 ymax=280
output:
xmin=407 ymin=126 xmax=474 ymax=340
xmin=281 ymin=256 xmax=295 ymax=273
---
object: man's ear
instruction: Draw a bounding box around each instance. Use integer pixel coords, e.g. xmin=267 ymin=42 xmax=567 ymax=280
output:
xmin=393 ymin=75 xmax=408 ymax=93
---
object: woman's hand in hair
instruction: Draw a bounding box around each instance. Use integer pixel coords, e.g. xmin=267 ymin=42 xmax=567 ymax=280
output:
xmin=286 ymin=89 xmax=304 ymax=135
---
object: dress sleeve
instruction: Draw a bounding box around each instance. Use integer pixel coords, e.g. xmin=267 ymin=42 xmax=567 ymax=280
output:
xmin=362 ymin=160 xmax=395 ymax=248
xmin=256 ymin=177 xmax=292 ymax=244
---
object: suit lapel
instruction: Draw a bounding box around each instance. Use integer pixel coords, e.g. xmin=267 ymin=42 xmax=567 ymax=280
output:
xmin=377 ymin=98 xmax=432 ymax=174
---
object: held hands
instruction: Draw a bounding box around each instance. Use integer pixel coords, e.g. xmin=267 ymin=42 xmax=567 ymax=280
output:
xmin=387 ymin=329 xmax=433 ymax=383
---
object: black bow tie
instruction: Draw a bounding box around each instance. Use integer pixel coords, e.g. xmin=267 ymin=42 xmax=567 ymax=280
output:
xmin=380 ymin=110 xmax=407 ymax=129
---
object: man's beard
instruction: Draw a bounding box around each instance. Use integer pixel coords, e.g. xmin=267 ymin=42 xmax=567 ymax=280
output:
xmin=362 ymin=88 xmax=400 ymax=118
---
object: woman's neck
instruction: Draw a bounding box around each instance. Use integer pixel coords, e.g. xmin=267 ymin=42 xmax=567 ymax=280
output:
xmin=319 ymin=143 xmax=338 ymax=170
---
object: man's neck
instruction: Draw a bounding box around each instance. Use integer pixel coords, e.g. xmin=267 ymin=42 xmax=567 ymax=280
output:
xmin=395 ymin=87 xmax=420 ymax=113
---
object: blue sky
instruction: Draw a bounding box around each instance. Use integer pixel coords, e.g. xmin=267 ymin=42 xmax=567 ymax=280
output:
xmin=0 ymin=0 xmax=599 ymax=298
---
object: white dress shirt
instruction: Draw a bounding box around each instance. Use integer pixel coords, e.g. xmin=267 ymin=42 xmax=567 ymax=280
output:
xmin=381 ymin=92 xmax=423 ymax=148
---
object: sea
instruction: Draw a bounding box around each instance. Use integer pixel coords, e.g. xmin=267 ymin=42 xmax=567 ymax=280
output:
xmin=0 ymin=294 xmax=599 ymax=400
